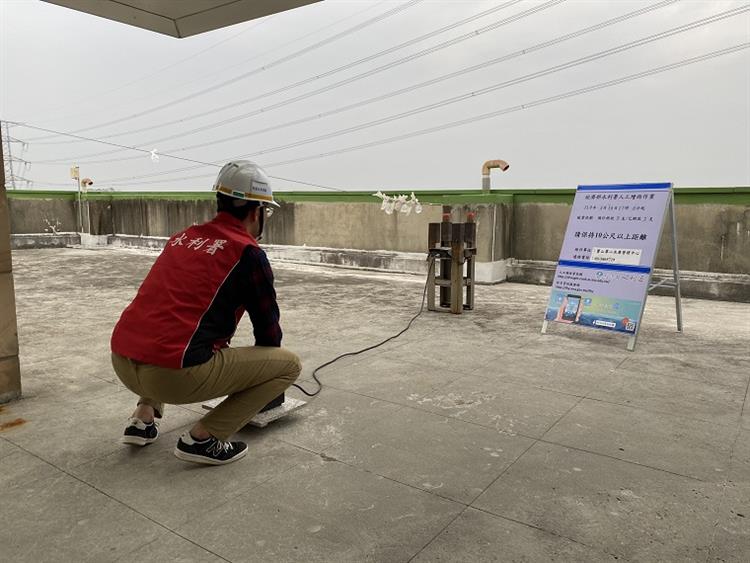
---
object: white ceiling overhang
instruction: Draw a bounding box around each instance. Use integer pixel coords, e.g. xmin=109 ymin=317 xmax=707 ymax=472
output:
xmin=42 ymin=0 xmax=322 ymax=38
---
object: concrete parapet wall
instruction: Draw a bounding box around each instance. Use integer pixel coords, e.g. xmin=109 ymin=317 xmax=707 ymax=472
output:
xmin=103 ymin=199 xmax=216 ymax=237
xmin=512 ymin=201 xmax=750 ymax=275
xmin=108 ymin=234 xmax=432 ymax=276
xmin=8 ymin=197 xmax=442 ymax=253
xmin=11 ymin=232 xmax=81 ymax=250
xmin=272 ymin=202 xmax=442 ymax=253
xmin=658 ymin=204 xmax=750 ymax=274
xmin=509 ymin=260 xmax=750 ymax=303
xmin=7 ymin=188 xmax=750 ymax=300
xmin=9 ymin=196 xmax=77 ymax=235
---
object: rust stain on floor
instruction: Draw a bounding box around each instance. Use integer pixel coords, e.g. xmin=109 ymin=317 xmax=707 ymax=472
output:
xmin=0 ymin=418 xmax=26 ymax=431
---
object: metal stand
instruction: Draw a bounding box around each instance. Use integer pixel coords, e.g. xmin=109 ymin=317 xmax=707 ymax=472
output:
xmin=427 ymin=219 xmax=477 ymax=314
xmin=627 ymin=190 xmax=682 ymax=351
xmin=76 ymin=193 xmax=83 ymax=234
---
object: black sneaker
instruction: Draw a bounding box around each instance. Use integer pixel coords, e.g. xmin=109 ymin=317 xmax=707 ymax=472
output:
xmin=121 ymin=417 xmax=159 ymax=446
xmin=173 ymin=432 xmax=248 ymax=465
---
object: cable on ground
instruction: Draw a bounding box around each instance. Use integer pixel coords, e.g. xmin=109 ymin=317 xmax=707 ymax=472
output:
xmin=292 ymin=257 xmax=435 ymax=397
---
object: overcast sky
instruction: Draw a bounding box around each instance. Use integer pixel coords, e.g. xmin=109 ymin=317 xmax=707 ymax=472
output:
xmin=1 ymin=0 xmax=748 ymax=192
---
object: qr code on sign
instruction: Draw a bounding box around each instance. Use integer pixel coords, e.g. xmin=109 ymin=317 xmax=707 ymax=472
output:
xmin=625 ymin=321 xmax=636 ymax=332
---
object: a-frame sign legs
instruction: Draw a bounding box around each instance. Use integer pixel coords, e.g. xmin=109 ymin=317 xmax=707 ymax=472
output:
xmin=627 ymin=191 xmax=683 ymax=351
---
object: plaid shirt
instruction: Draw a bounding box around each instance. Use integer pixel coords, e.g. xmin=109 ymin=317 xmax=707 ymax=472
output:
xmin=244 ymin=245 xmax=282 ymax=347
xmin=112 ymin=212 xmax=282 ymax=368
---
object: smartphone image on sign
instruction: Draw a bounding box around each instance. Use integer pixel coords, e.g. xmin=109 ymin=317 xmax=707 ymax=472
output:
xmin=561 ymin=294 xmax=582 ymax=322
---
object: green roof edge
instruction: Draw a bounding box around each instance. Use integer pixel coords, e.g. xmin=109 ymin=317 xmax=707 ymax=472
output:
xmin=6 ymin=186 xmax=750 ymax=205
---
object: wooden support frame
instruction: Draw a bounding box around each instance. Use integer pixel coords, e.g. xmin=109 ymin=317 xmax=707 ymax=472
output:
xmin=427 ymin=221 xmax=477 ymax=314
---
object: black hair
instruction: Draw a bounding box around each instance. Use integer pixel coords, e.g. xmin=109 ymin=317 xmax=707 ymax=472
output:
xmin=216 ymin=192 xmax=260 ymax=221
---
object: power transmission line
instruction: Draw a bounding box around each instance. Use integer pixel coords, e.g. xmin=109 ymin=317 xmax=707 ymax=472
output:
xmin=25 ymin=0 xmax=424 ymax=141
xmin=31 ymin=1 xmax=386 ymax=130
xmin=229 ymin=5 xmax=750 ymax=161
xmin=31 ymin=17 xmax=273 ymax=122
xmin=30 ymin=0 xmax=552 ymax=161
xmin=95 ymin=42 xmax=747 ymax=187
xmin=5 ymin=122 xmax=347 ymax=192
xmin=32 ymin=0 xmax=528 ymax=156
xmin=11 ymin=42 xmax=746 ymax=188
xmin=262 ymin=44 xmax=750 ymax=169
xmin=7 ymin=124 xmax=217 ymax=166
xmin=49 ymin=0 xmax=679 ymax=166
xmin=69 ymin=3 xmax=747 ymax=184
xmin=27 ymin=175 xmax=351 ymax=192
xmin=266 ymin=176 xmax=346 ymax=192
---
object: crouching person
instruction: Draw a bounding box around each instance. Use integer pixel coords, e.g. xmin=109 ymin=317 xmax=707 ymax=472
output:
xmin=111 ymin=161 xmax=300 ymax=465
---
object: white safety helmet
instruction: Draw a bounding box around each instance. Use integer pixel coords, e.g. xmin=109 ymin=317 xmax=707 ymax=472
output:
xmin=213 ymin=160 xmax=279 ymax=207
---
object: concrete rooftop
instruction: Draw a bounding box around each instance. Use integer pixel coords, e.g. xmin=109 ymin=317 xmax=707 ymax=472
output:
xmin=1 ymin=247 xmax=749 ymax=562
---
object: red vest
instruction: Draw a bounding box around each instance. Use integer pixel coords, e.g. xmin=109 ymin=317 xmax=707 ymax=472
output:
xmin=111 ymin=213 xmax=259 ymax=369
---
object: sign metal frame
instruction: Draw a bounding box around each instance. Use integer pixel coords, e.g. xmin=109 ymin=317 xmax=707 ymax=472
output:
xmin=541 ymin=183 xmax=682 ymax=351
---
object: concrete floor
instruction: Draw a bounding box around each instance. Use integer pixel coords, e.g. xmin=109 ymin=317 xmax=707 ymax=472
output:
xmin=1 ymin=247 xmax=748 ymax=562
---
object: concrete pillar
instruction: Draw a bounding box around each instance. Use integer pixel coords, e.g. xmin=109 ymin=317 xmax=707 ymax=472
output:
xmin=0 ymin=144 xmax=22 ymax=403
xmin=474 ymin=203 xmax=513 ymax=283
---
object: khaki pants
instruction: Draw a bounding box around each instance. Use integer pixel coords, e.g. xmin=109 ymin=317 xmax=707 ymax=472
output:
xmin=112 ymin=347 xmax=301 ymax=441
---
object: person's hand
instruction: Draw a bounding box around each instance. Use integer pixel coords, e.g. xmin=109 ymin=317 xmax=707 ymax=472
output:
xmin=555 ymin=297 xmax=568 ymax=321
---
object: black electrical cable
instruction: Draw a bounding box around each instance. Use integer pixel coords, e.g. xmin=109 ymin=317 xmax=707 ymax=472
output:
xmin=292 ymin=257 xmax=435 ymax=397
